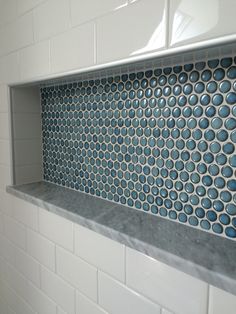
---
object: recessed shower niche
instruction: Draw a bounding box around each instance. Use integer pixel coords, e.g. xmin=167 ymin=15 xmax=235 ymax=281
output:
xmin=9 ymin=44 xmax=236 ymax=240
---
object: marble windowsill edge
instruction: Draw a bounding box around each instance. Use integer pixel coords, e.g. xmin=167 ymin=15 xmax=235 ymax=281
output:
xmin=6 ymin=181 xmax=236 ymax=296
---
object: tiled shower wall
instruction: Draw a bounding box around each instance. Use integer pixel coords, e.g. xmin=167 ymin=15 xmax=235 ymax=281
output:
xmin=1 ymin=0 xmax=236 ymax=314
xmin=42 ymin=56 xmax=236 ymax=240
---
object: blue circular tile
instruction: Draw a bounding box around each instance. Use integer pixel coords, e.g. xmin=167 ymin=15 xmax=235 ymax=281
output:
xmin=219 ymin=80 xmax=231 ymax=93
xmin=226 ymin=204 xmax=236 ymax=215
xmin=213 ymin=200 xmax=224 ymax=212
xmin=212 ymin=223 xmax=223 ymax=234
xmin=227 ymin=179 xmax=236 ymax=191
xmin=195 ymin=207 xmax=205 ymax=218
xmin=213 ymin=68 xmax=225 ymax=81
xmin=225 ymin=227 xmax=236 ymax=238
xmin=227 ymin=66 xmax=236 ymax=79
xmin=226 ymin=92 xmax=236 ymax=104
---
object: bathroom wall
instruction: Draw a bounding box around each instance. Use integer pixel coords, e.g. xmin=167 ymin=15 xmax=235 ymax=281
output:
xmin=1 ymin=0 xmax=236 ymax=313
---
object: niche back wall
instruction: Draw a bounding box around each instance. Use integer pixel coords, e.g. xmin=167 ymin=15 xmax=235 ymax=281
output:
xmin=41 ymin=56 xmax=236 ymax=240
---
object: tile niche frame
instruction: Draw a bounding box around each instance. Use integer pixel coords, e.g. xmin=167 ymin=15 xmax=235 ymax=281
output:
xmin=9 ymin=42 xmax=236 ymax=187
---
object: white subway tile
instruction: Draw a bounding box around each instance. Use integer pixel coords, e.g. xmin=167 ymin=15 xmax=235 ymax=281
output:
xmin=76 ymin=291 xmax=108 ymax=314
xmin=209 ymin=286 xmax=236 ymax=314
xmin=27 ymin=228 xmax=56 ymax=271
xmin=0 ymin=84 xmax=9 ymax=113
xmin=0 ymin=0 xmax=17 ymax=26
xmin=39 ymin=207 xmax=73 ymax=251
xmin=0 ymin=212 xmax=4 ymax=234
xmin=169 ymin=0 xmax=236 ymax=47
xmin=56 ymin=246 xmax=97 ymax=302
xmin=98 ymin=272 xmax=161 ymax=314
xmin=8 ymin=307 xmax=17 ymax=314
xmin=19 ymin=40 xmax=50 ymax=80
xmin=12 ymin=197 xmax=38 ymax=230
xmin=0 ymin=295 xmax=9 ymax=314
xmin=17 ymin=0 xmax=45 ymax=15
xmin=26 ymin=281 xmax=57 ymax=314
xmin=75 ymin=225 xmax=125 ymax=282
xmin=14 ymin=247 xmax=40 ymax=286
xmin=4 ymin=284 xmax=35 ymax=314
xmin=0 ymin=52 xmax=19 ymax=84
xmin=41 ymin=266 xmax=76 ymax=314
xmin=126 ymin=248 xmax=208 ymax=314
xmin=0 ymin=165 xmax=12 ymax=190
xmin=97 ymin=0 xmax=166 ymax=63
xmin=50 ymin=23 xmax=94 ymax=74
xmin=0 ymin=113 xmax=10 ymax=139
xmin=71 ymin=0 xmax=127 ymax=26
xmin=0 ymin=140 xmax=11 ymax=165
xmin=14 ymin=139 xmax=42 ymax=166
xmin=13 ymin=113 xmax=42 ymax=139
xmin=57 ymin=307 xmax=67 ymax=314
xmin=0 ymin=256 xmax=7 ymax=282
xmin=162 ymin=309 xmax=174 ymax=314
xmin=6 ymin=263 xmax=28 ymax=300
xmin=33 ymin=0 xmax=70 ymax=41
xmin=0 ymin=233 xmax=15 ymax=265
xmin=0 ymin=13 xmax=33 ymax=56
xmin=0 ymin=189 xmax=13 ymax=216
xmin=4 ymin=215 xmax=26 ymax=250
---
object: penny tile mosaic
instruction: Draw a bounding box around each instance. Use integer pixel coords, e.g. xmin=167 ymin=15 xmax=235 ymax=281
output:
xmin=41 ymin=56 xmax=236 ymax=239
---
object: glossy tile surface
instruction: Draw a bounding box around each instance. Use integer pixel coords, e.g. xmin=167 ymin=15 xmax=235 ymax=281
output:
xmin=169 ymin=0 xmax=236 ymax=47
xmin=126 ymin=247 xmax=208 ymax=314
xmin=97 ymin=0 xmax=166 ymax=63
xmin=41 ymin=56 xmax=236 ymax=239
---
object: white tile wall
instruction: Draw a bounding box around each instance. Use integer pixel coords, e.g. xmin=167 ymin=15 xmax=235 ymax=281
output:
xmin=19 ymin=40 xmax=50 ymax=80
xmin=70 ymin=0 xmax=127 ymax=26
xmin=26 ymin=281 xmax=57 ymax=314
xmin=0 ymin=0 xmax=17 ymax=26
xmin=14 ymin=246 xmax=40 ymax=286
xmin=169 ymin=0 xmax=236 ymax=47
xmin=0 ymin=52 xmax=19 ymax=83
xmin=1 ymin=1 xmax=236 ymax=314
xmin=0 ymin=84 xmax=9 ymax=112
xmin=0 ymin=165 xmax=11 ymax=189
xmin=208 ymin=286 xmax=236 ymax=314
xmin=4 ymin=284 xmax=36 ymax=314
xmin=33 ymin=0 xmax=70 ymax=41
xmin=126 ymin=247 xmax=208 ymax=314
xmin=0 ymin=12 xmax=33 ymax=56
xmin=50 ymin=23 xmax=95 ymax=73
xmin=98 ymin=271 xmax=161 ymax=314
xmin=26 ymin=228 xmax=56 ymax=271
xmin=0 ymin=113 xmax=10 ymax=139
xmin=12 ymin=196 xmax=38 ymax=230
xmin=3 ymin=215 xmax=26 ymax=250
xmin=41 ymin=266 xmax=76 ymax=314
xmin=0 ymin=139 xmax=11 ymax=165
xmin=38 ymin=207 xmax=74 ymax=251
xmin=75 ymin=225 xmax=125 ymax=282
xmin=17 ymin=0 xmax=45 ymax=16
xmin=76 ymin=292 xmax=108 ymax=314
xmin=96 ymin=0 xmax=166 ymax=63
xmin=56 ymin=246 xmax=97 ymax=301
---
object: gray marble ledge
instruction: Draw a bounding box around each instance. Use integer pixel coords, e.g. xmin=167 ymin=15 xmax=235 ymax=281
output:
xmin=7 ymin=181 xmax=236 ymax=296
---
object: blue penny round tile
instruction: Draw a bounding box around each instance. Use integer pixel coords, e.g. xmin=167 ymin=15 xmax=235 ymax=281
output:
xmin=226 ymin=92 xmax=236 ymax=104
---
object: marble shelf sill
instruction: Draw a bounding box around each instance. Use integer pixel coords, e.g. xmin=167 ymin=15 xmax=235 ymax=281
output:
xmin=6 ymin=181 xmax=236 ymax=296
